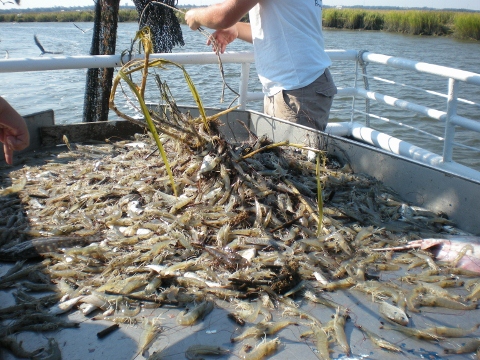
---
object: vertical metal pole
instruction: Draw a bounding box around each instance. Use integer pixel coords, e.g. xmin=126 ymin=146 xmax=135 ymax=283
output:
xmin=443 ymin=78 xmax=459 ymax=162
xmin=351 ymin=58 xmax=359 ymax=124
xmin=238 ymin=62 xmax=250 ymax=111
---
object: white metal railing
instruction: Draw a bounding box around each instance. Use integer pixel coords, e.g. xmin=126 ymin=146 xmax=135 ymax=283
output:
xmin=0 ymin=50 xmax=356 ymax=109
xmin=0 ymin=49 xmax=479 ymax=180
xmin=356 ymin=52 xmax=480 ymax=163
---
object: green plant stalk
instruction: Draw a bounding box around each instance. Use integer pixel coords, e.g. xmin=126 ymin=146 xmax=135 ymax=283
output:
xmin=135 ymin=27 xmax=153 ymax=99
xmin=117 ymin=70 xmax=177 ymax=197
xmin=316 ymin=152 xmax=324 ymax=236
xmin=144 ymin=58 xmax=210 ymax=133
xmin=239 ymin=140 xmax=290 ymax=160
xmin=114 ymin=56 xmax=210 ymax=132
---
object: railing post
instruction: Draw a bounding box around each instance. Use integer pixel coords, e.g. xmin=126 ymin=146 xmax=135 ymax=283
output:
xmin=443 ymin=78 xmax=459 ymax=162
xmin=351 ymin=58 xmax=359 ymax=124
xmin=238 ymin=62 xmax=250 ymax=111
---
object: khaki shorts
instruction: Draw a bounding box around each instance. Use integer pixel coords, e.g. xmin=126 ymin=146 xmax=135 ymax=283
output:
xmin=263 ymin=68 xmax=337 ymax=133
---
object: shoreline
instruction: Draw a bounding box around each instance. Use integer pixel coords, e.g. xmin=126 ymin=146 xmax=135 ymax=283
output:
xmin=0 ymin=8 xmax=479 ymax=41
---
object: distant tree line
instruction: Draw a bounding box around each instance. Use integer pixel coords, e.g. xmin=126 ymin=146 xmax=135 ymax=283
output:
xmin=0 ymin=8 xmax=138 ymax=22
xmin=0 ymin=6 xmax=478 ymax=41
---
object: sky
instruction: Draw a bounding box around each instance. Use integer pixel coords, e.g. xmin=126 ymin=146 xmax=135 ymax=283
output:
xmin=1 ymin=0 xmax=479 ymax=11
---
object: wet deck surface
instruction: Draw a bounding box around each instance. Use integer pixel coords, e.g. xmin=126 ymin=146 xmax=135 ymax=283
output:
xmin=2 ymin=258 xmax=479 ymax=360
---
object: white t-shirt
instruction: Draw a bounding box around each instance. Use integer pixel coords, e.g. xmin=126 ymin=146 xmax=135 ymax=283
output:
xmin=249 ymin=0 xmax=331 ymax=97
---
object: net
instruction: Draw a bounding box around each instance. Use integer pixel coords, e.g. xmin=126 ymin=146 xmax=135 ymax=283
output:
xmin=133 ymin=0 xmax=184 ymax=53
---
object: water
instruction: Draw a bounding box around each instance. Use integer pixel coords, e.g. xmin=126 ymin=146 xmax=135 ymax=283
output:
xmin=1 ymin=22 xmax=479 ymax=169
xmin=0 ymin=22 xmax=262 ymax=121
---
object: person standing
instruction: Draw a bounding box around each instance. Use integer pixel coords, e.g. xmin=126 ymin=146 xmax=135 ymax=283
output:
xmin=185 ymin=0 xmax=337 ymax=137
xmin=0 ymin=97 xmax=30 ymax=165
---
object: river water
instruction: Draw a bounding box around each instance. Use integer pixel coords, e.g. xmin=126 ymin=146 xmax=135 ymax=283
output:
xmin=0 ymin=22 xmax=479 ymax=169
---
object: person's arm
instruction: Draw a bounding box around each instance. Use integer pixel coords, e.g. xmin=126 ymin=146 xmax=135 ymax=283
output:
xmin=0 ymin=97 xmax=30 ymax=165
xmin=233 ymin=22 xmax=252 ymax=43
xmin=185 ymin=0 xmax=259 ymax=31
xmin=186 ymin=0 xmax=257 ymax=53
xmin=206 ymin=22 xmax=252 ymax=54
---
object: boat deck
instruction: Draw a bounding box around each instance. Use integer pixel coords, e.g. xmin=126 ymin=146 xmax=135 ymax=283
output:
xmin=1 ymin=109 xmax=479 ymax=360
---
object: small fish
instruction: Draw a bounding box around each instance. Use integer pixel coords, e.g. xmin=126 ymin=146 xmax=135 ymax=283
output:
xmin=379 ymin=301 xmax=409 ymax=326
xmin=185 ymin=345 xmax=228 ymax=360
xmin=373 ymin=236 xmax=480 ymax=273
xmin=48 ymin=296 xmax=84 ymax=316
xmin=177 ymin=300 xmax=214 ymax=326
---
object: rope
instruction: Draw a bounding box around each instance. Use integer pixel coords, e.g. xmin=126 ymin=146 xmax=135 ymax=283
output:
xmin=357 ymin=50 xmax=370 ymax=126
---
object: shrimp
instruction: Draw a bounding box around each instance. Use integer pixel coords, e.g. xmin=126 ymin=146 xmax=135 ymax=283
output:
xmin=354 ymin=225 xmax=375 ymax=246
xmin=243 ymin=338 xmax=281 ymax=360
xmin=372 ymin=263 xmax=400 ymax=271
xmin=418 ymin=281 xmax=461 ymax=301
xmin=203 ymin=246 xmax=250 ymax=270
xmin=282 ymin=306 xmax=322 ymax=327
xmin=466 ymin=282 xmax=480 ymax=301
xmin=333 ymin=307 xmax=350 ymax=356
xmin=405 ymin=286 xmax=424 ymax=313
xmin=311 ymin=324 xmax=331 ymax=360
xmin=424 ymin=324 xmax=480 ymax=338
xmin=443 ymin=338 xmax=480 ymax=354
xmin=282 ymin=280 xmax=307 ymax=297
xmin=205 ymin=287 xmax=246 ymax=300
xmin=138 ymin=317 xmax=162 ymax=356
xmin=232 ymin=320 xmax=297 ymax=342
xmin=417 ymin=294 xmax=477 ymax=310
xmin=413 ymin=252 xmax=439 ymax=271
xmin=0 ymin=177 xmax=26 ymax=196
xmin=321 ymin=277 xmax=356 ymax=292
xmin=303 ymin=290 xmax=339 ymax=310
xmin=381 ymin=322 xmax=443 ymax=341
xmin=356 ymin=325 xmax=403 ymax=352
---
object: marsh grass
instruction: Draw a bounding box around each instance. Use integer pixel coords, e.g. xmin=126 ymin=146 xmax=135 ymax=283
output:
xmin=454 ymin=13 xmax=480 ymax=40
xmin=0 ymin=10 xmax=137 ymax=22
xmin=383 ymin=10 xmax=454 ymax=36
xmin=322 ymin=8 xmax=479 ymax=40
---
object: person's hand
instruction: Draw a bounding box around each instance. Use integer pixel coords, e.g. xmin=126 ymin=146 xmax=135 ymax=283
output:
xmin=185 ymin=9 xmax=201 ymax=30
xmin=207 ymin=26 xmax=238 ymax=54
xmin=0 ymin=117 xmax=30 ymax=165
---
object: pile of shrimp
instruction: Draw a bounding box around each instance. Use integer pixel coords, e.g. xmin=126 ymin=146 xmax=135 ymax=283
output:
xmin=1 ymin=108 xmax=479 ymax=360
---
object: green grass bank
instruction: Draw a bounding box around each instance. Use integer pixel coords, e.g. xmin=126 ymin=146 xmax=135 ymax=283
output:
xmin=322 ymin=8 xmax=480 ymax=40
xmin=0 ymin=8 xmax=478 ymax=41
